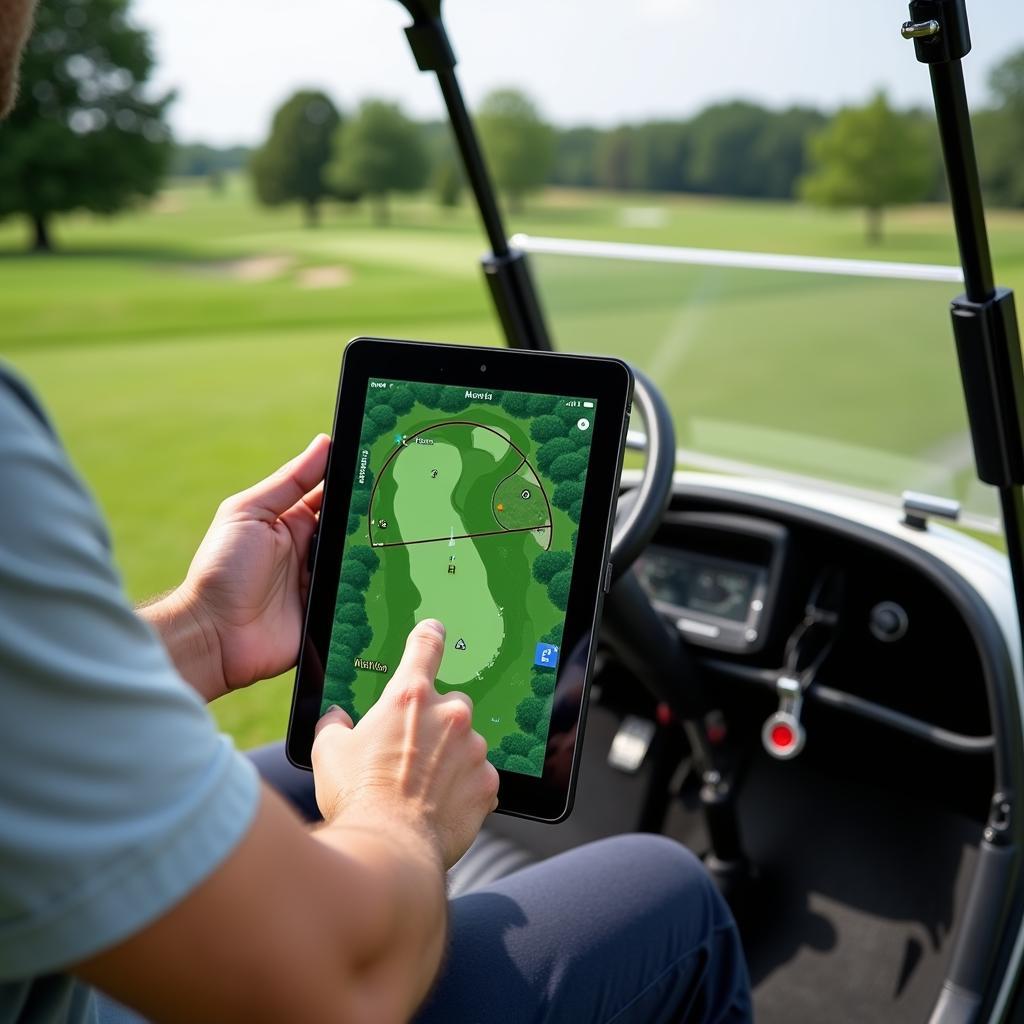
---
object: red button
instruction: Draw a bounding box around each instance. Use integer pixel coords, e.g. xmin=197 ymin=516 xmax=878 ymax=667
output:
xmin=771 ymin=723 xmax=795 ymax=749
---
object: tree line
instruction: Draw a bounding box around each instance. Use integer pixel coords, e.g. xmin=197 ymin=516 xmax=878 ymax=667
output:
xmin=241 ymin=86 xmax=941 ymax=241
xmin=2 ymin=0 xmax=1023 ymax=250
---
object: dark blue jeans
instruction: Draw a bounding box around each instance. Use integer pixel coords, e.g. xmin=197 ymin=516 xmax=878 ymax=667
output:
xmin=99 ymin=744 xmax=751 ymax=1023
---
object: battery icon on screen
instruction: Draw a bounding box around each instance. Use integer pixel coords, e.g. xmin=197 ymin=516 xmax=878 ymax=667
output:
xmin=583 ymin=401 xmax=594 ymax=408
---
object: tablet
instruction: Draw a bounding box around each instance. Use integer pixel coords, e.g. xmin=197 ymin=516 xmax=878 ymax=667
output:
xmin=287 ymin=338 xmax=633 ymax=822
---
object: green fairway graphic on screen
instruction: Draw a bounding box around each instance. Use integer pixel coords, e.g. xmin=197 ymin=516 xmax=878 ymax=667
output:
xmin=322 ymin=379 xmax=597 ymax=778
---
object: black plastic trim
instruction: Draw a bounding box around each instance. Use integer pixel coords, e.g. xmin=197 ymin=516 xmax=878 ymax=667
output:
xmin=703 ymin=656 xmax=995 ymax=754
xmin=666 ymin=479 xmax=1024 ymax=1019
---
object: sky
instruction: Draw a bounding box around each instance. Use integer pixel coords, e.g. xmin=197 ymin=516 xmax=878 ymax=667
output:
xmin=132 ymin=0 xmax=1024 ymax=146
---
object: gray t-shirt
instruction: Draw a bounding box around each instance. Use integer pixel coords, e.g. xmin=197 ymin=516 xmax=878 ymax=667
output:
xmin=0 ymin=368 xmax=259 ymax=1023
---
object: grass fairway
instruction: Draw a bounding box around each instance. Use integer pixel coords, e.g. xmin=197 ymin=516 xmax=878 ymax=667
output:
xmin=3 ymin=176 xmax=1022 ymax=747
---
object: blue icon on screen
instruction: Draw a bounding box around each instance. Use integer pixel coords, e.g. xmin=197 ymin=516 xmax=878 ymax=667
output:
xmin=534 ymin=642 xmax=559 ymax=669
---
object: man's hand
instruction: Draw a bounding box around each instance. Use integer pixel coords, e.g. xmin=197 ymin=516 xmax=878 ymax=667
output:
xmin=142 ymin=435 xmax=330 ymax=701
xmin=313 ymin=619 xmax=500 ymax=870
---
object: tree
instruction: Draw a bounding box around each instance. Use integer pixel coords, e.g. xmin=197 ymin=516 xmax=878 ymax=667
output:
xmin=595 ymin=126 xmax=641 ymax=191
xmin=800 ymin=92 xmax=934 ymax=244
xmin=390 ymin=384 xmax=415 ymax=415
xmin=500 ymin=732 xmax=535 ymax=757
xmin=336 ymin=583 xmax=363 ymax=608
xmin=596 ymin=122 xmax=692 ymax=193
xmin=340 ymin=557 xmax=370 ymax=591
xmin=548 ymin=451 xmax=588 ymax=483
xmin=552 ymin=479 xmax=585 ymax=512
xmin=438 ymin=389 xmax=470 ymax=413
xmin=541 ymin=623 xmax=563 ymax=645
xmin=750 ymin=107 xmax=827 ymax=199
xmin=476 ymin=89 xmax=554 ymax=212
xmin=551 ymin=127 xmax=601 ymax=188
xmin=174 ymin=142 xmax=251 ymax=178
xmin=515 ymin=696 xmax=548 ymax=735
xmin=410 ymin=382 xmax=442 ymax=406
xmin=322 ymin=661 xmax=356 ymax=718
xmin=0 ymin=0 xmax=173 ymax=251
xmin=976 ymin=49 xmax=1024 ymax=208
xmin=327 ymin=100 xmax=429 ymax=224
xmin=335 ymin=603 xmax=371 ymax=649
xmin=501 ymin=392 xmax=531 ymax=416
xmin=532 ymin=549 xmax=570 ymax=585
xmin=368 ymin=403 xmax=397 ymax=434
xmin=991 ymin=49 xmax=1024 ymax=109
xmin=432 ymin=156 xmax=463 ymax=209
xmin=331 ymin=623 xmax=364 ymax=654
xmin=547 ymin=568 xmax=572 ymax=611
xmin=250 ymin=90 xmax=342 ymax=227
xmin=530 ymin=415 xmax=566 ymax=444
xmin=688 ymin=102 xmax=786 ymax=198
xmin=530 ymin=673 xmax=555 ymax=698
xmin=537 ymin=437 xmax=576 ymax=473
xmin=527 ymin=394 xmax=558 ymax=416
xmin=346 ymin=545 xmax=380 ymax=573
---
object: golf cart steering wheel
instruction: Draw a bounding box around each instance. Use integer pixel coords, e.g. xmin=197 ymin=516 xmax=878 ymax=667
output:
xmin=607 ymin=368 xmax=676 ymax=583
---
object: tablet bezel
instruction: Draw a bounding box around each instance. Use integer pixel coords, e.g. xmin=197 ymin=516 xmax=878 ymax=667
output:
xmin=287 ymin=337 xmax=633 ymax=823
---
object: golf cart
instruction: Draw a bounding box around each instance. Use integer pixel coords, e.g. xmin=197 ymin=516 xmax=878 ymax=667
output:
xmin=394 ymin=1 xmax=1024 ymax=1021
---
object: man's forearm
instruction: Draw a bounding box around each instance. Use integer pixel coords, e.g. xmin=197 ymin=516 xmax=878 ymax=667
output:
xmin=313 ymin=807 xmax=448 ymax=1021
xmin=73 ymin=787 xmax=449 ymax=1024
xmin=138 ymin=590 xmax=226 ymax=702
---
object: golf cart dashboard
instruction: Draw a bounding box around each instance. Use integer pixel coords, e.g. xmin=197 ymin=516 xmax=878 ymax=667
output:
xmin=635 ymin=487 xmax=998 ymax=756
xmin=635 ymin=513 xmax=787 ymax=655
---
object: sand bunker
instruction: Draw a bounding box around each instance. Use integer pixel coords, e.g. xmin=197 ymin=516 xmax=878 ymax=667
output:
xmin=229 ymin=255 xmax=293 ymax=281
xmin=296 ymin=265 xmax=353 ymax=289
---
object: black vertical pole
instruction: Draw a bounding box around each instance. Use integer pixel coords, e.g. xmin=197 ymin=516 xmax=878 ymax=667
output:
xmin=905 ymin=2 xmax=1024 ymax=1016
xmin=393 ymin=1 xmax=552 ymax=351
xmin=432 ymin=67 xmax=509 ymax=259
xmin=927 ymin=59 xmax=994 ymax=302
xmin=905 ymin=1 xmax=1024 ymax=657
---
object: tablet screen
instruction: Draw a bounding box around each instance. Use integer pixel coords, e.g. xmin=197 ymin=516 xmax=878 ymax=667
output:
xmin=320 ymin=378 xmax=598 ymax=778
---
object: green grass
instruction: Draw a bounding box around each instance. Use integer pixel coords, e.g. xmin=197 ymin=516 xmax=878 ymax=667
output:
xmin=3 ymin=175 xmax=1022 ymax=747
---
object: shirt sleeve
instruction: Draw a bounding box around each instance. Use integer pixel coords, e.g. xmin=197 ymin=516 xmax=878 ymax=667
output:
xmin=0 ymin=369 xmax=260 ymax=979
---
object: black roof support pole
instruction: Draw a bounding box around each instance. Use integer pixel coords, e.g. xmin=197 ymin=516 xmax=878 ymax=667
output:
xmin=905 ymin=3 xmax=1024 ymax=1020
xmin=392 ymin=1 xmax=553 ymax=351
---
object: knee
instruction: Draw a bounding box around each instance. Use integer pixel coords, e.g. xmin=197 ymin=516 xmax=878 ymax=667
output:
xmin=587 ymin=833 xmax=733 ymax=925
xmin=589 ymin=832 xmax=709 ymax=882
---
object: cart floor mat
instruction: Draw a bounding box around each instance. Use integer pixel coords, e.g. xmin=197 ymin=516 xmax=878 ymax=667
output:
xmin=485 ymin=705 xmax=982 ymax=1024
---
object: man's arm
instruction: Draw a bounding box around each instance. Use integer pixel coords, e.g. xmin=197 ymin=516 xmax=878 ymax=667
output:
xmin=76 ymin=788 xmax=447 ymax=1024
xmin=72 ymin=621 xmax=497 ymax=1024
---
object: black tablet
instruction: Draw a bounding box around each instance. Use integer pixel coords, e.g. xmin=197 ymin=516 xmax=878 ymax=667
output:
xmin=287 ymin=338 xmax=633 ymax=823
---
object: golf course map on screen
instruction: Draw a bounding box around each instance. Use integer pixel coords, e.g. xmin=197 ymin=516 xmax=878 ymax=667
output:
xmin=321 ymin=378 xmax=597 ymax=778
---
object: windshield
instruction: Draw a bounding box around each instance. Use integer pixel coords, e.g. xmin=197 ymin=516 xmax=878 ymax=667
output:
xmin=516 ymin=233 xmax=998 ymax=531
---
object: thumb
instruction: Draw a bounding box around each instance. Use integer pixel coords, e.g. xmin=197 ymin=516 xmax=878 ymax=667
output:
xmin=315 ymin=703 xmax=354 ymax=738
xmin=234 ymin=434 xmax=331 ymax=522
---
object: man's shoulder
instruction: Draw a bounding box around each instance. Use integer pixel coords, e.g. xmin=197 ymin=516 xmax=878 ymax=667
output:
xmin=0 ymin=362 xmax=111 ymax=555
xmin=0 ymin=363 xmax=57 ymax=438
